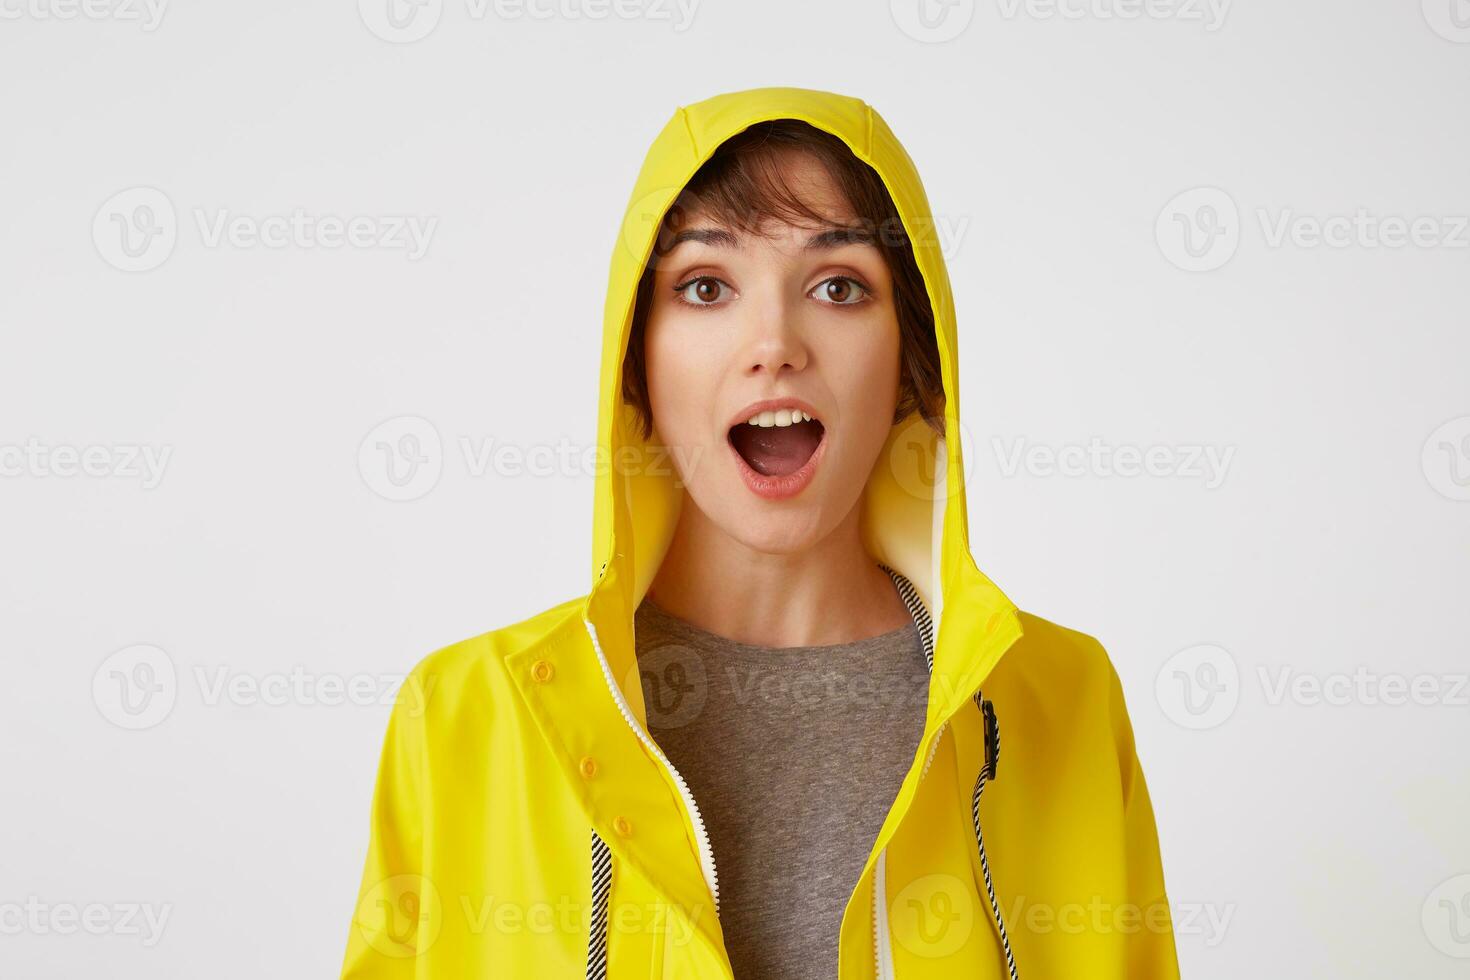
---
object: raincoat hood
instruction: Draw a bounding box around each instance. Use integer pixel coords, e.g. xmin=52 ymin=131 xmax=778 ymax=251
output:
xmin=586 ymin=85 xmax=1023 ymax=734
xmin=341 ymin=85 xmax=1178 ymax=980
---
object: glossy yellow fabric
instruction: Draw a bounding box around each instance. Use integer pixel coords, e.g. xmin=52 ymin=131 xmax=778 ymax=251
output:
xmin=340 ymin=86 xmax=1180 ymax=979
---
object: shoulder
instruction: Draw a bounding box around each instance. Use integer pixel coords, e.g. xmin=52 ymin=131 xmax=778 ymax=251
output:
xmin=1010 ymin=607 xmax=1120 ymax=690
xmin=396 ymin=593 xmax=589 ymax=720
xmin=1005 ymin=607 xmax=1142 ymax=737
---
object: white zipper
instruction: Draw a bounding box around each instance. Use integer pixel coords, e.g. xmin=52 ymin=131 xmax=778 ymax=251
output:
xmin=583 ymin=616 xmax=721 ymax=915
xmin=873 ymin=568 xmax=947 ymax=979
xmin=873 ymin=849 xmax=896 ymax=980
xmin=874 ymin=716 xmax=950 ymax=979
xmin=919 ymin=721 xmax=947 ymax=780
xmin=872 ymin=725 xmax=954 ymax=979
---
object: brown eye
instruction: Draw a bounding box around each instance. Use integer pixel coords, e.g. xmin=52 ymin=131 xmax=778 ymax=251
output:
xmin=811 ymin=276 xmax=868 ymax=306
xmin=675 ymin=276 xmax=732 ymax=306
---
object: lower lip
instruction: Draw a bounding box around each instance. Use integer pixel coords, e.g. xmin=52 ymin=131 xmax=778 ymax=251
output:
xmin=727 ymin=428 xmax=829 ymax=501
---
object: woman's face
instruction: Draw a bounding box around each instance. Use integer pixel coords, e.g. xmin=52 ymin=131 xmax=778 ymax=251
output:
xmin=642 ymin=151 xmax=902 ymax=555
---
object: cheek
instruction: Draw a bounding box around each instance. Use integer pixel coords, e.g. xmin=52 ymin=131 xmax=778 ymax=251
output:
xmin=643 ymin=313 xmax=714 ymax=445
xmin=825 ymin=318 xmax=902 ymax=431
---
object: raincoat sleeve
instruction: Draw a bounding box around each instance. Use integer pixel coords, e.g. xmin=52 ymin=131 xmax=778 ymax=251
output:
xmin=1107 ymin=658 xmax=1182 ymax=979
xmin=340 ymin=662 xmax=434 ymax=979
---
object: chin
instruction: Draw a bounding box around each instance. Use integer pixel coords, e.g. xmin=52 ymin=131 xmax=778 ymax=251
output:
xmin=744 ymin=516 xmax=825 ymax=554
xmin=707 ymin=487 xmax=841 ymax=556
xmin=677 ymin=449 xmax=860 ymax=556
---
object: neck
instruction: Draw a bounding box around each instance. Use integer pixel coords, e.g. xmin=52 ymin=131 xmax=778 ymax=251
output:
xmin=645 ymin=494 xmax=912 ymax=648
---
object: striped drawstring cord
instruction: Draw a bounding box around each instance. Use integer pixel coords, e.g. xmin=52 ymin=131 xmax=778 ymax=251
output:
xmin=881 ymin=562 xmax=1020 ymax=978
xmin=586 ymin=828 xmax=612 ymax=979
xmin=971 ymin=689 xmax=1019 ymax=980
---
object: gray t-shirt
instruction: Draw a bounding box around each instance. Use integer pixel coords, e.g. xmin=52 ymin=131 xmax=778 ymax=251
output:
xmin=634 ymin=592 xmax=931 ymax=979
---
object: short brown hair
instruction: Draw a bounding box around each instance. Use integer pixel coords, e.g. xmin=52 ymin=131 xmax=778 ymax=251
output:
xmin=621 ymin=118 xmax=945 ymax=442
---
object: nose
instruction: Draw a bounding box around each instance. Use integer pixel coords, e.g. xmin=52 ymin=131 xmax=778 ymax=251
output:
xmin=740 ymin=294 xmax=809 ymax=378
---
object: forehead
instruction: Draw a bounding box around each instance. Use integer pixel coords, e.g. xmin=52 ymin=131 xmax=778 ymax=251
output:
xmin=677 ymin=149 xmax=860 ymax=239
xmin=762 ymin=151 xmax=854 ymax=216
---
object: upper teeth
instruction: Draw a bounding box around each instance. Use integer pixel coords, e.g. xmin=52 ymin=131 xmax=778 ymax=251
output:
xmin=746 ymin=408 xmax=815 ymax=427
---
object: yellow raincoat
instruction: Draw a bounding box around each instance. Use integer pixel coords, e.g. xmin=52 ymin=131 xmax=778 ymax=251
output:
xmin=340 ymin=86 xmax=1180 ymax=979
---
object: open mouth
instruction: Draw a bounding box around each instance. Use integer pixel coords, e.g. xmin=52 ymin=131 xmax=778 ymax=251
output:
xmin=728 ymin=408 xmax=826 ymax=478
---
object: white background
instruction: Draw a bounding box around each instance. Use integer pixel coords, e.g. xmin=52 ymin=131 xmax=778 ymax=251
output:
xmin=2 ymin=1 xmax=1467 ymax=977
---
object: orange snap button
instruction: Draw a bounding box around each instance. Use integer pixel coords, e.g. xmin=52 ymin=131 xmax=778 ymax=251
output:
xmin=579 ymin=756 xmax=599 ymax=779
xmin=612 ymin=815 xmax=633 ymax=837
xmin=530 ymin=659 xmax=555 ymax=683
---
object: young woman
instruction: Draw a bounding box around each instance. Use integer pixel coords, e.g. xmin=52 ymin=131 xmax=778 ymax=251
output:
xmin=340 ymin=86 xmax=1179 ymax=980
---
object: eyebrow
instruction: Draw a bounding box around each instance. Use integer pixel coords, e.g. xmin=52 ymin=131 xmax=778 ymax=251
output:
xmin=664 ymin=225 xmax=877 ymax=251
